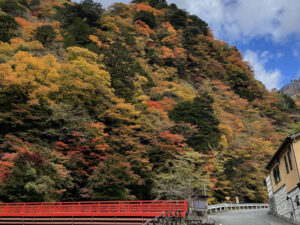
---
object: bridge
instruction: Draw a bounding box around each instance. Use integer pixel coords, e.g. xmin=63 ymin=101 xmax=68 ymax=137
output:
xmin=0 ymin=200 xmax=187 ymax=225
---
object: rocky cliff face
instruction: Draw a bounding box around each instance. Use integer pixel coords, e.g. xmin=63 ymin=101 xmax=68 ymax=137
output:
xmin=280 ymin=78 xmax=300 ymax=96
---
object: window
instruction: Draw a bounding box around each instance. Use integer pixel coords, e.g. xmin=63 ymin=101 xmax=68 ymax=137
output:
xmin=288 ymin=150 xmax=293 ymax=171
xmin=284 ymin=155 xmax=289 ymax=174
xmin=273 ymin=165 xmax=281 ymax=184
xmin=295 ymin=195 xmax=300 ymax=207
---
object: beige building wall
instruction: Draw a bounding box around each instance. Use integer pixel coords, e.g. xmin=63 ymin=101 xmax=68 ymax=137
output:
xmin=269 ymin=144 xmax=298 ymax=193
xmin=293 ymin=136 xmax=300 ymax=178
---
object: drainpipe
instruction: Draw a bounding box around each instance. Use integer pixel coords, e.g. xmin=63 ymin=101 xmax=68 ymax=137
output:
xmin=287 ymin=196 xmax=296 ymax=221
xmin=290 ymin=139 xmax=300 ymax=222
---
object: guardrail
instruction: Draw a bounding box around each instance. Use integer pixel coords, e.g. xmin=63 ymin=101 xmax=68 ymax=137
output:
xmin=208 ymin=203 xmax=269 ymax=214
xmin=0 ymin=200 xmax=188 ymax=217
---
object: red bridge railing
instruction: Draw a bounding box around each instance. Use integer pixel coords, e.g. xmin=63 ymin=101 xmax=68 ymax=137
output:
xmin=0 ymin=200 xmax=187 ymax=217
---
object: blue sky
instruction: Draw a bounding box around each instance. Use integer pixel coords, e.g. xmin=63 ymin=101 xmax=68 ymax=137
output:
xmin=89 ymin=0 xmax=300 ymax=90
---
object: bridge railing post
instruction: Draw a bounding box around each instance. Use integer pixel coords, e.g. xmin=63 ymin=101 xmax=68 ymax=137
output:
xmin=22 ymin=203 xmax=25 ymax=215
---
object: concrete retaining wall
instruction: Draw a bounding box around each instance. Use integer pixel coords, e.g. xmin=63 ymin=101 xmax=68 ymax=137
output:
xmin=273 ymin=185 xmax=290 ymax=217
xmin=270 ymin=184 xmax=300 ymax=222
xmin=288 ymin=187 xmax=300 ymax=222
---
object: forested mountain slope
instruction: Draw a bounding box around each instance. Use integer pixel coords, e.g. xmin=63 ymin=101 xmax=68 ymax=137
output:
xmin=0 ymin=0 xmax=299 ymax=204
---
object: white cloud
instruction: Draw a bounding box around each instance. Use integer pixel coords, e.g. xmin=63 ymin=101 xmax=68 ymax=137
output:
xmin=168 ymin=0 xmax=300 ymax=43
xmin=275 ymin=52 xmax=284 ymax=59
xmin=257 ymin=51 xmax=284 ymax=60
xmin=244 ymin=50 xmax=282 ymax=89
xmin=261 ymin=51 xmax=272 ymax=60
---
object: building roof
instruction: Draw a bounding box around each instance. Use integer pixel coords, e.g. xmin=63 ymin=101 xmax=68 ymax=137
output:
xmin=266 ymin=132 xmax=300 ymax=170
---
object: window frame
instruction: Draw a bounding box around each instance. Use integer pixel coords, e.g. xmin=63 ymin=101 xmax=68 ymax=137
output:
xmin=284 ymin=155 xmax=289 ymax=174
xmin=287 ymin=150 xmax=293 ymax=171
xmin=273 ymin=165 xmax=281 ymax=184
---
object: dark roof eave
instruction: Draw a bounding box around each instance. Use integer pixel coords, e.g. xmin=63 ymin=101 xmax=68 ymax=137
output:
xmin=266 ymin=137 xmax=290 ymax=170
xmin=266 ymin=132 xmax=300 ymax=170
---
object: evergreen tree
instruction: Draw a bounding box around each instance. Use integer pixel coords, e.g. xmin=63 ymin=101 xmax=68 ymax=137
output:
xmin=103 ymin=42 xmax=137 ymax=101
xmin=56 ymin=0 xmax=103 ymax=28
xmin=0 ymin=15 xmax=19 ymax=42
xmin=169 ymin=93 xmax=221 ymax=151
xmin=33 ymin=25 xmax=57 ymax=47
xmin=0 ymin=0 xmax=25 ymax=16
xmin=134 ymin=10 xmax=156 ymax=29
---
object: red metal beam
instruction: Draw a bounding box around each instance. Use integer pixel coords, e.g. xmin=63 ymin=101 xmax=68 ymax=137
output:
xmin=0 ymin=200 xmax=187 ymax=217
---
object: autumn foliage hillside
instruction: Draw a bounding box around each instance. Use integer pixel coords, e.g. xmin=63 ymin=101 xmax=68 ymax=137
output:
xmin=0 ymin=0 xmax=299 ymax=203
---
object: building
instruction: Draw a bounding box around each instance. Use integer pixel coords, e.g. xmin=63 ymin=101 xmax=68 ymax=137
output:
xmin=266 ymin=132 xmax=300 ymax=222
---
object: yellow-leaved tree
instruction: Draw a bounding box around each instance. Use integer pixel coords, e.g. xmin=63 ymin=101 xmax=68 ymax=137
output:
xmin=0 ymin=51 xmax=60 ymax=105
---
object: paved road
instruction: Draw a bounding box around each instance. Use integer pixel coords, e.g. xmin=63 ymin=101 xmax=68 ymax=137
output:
xmin=209 ymin=209 xmax=296 ymax=225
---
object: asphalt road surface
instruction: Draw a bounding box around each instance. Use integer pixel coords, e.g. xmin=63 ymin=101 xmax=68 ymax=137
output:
xmin=209 ymin=209 xmax=295 ymax=225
